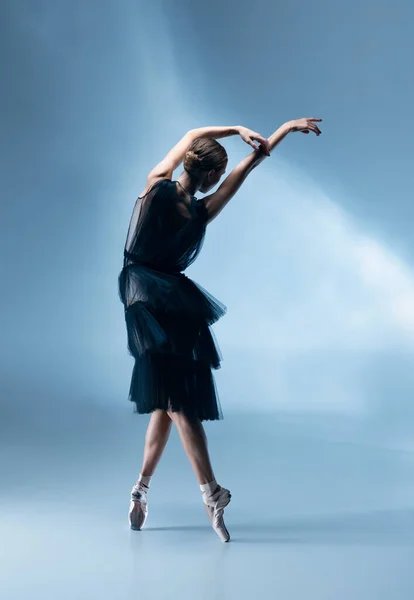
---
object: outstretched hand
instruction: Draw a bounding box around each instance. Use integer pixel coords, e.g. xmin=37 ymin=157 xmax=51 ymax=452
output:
xmin=290 ymin=118 xmax=322 ymax=136
xmin=238 ymin=126 xmax=271 ymax=156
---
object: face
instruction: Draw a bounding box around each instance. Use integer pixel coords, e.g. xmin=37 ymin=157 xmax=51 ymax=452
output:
xmin=199 ymin=160 xmax=228 ymax=193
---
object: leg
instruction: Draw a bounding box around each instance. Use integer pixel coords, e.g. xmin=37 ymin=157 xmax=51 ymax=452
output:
xmin=167 ymin=410 xmax=215 ymax=484
xmin=129 ymin=409 xmax=172 ymax=531
xmin=139 ymin=409 xmax=173 ymax=476
xmin=168 ymin=409 xmax=231 ymax=542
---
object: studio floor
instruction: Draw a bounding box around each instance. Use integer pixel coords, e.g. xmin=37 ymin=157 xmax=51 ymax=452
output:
xmin=1 ymin=407 xmax=414 ymax=599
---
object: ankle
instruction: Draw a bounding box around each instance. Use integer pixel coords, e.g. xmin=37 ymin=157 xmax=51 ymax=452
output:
xmin=200 ymin=479 xmax=218 ymax=496
xmin=138 ymin=474 xmax=152 ymax=488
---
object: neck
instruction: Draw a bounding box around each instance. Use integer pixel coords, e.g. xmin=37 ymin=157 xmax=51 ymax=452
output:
xmin=176 ymin=171 xmax=201 ymax=196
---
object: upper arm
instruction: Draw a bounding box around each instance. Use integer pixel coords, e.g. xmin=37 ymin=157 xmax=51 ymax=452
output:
xmin=143 ymin=130 xmax=195 ymax=191
xmin=203 ymin=151 xmax=264 ymax=223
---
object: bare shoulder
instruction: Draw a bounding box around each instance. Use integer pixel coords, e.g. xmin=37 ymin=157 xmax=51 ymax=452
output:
xmin=139 ymin=173 xmax=173 ymax=198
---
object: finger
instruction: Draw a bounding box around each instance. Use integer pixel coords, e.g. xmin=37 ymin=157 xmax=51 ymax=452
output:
xmin=256 ymin=141 xmax=270 ymax=155
xmin=308 ymin=120 xmax=322 ymax=133
xmin=256 ymin=136 xmax=271 ymax=156
xmin=259 ymin=136 xmax=270 ymax=156
xmin=258 ymin=142 xmax=270 ymax=155
xmin=307 ymin=123 xmax=321 ymax=135
xmin=302 ymin=130 xmax=310 ymax=134
xmin=253 ymin=135 xmax=267 ymax=147
xmin=308 ymin=118 xmax=323 ymax=122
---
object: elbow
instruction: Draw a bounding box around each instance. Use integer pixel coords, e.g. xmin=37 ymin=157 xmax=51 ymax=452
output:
xmin=187 ymin=128 xmax=203 ymax=142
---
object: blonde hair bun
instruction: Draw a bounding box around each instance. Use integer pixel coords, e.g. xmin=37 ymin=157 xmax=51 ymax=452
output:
xmin=183 ymin=150 xmax=202 ymax=172
xmin=186 ymin=151 xmax=201 ymax=162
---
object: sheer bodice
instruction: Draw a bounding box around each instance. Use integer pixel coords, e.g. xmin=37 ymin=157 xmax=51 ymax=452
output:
xmin=122 ymin=179 xmax=209 ymax=274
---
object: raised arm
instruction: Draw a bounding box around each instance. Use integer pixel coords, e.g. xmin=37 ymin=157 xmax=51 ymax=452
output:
xmin=142 ymin=126 xmax=269 ymax=195
xmin=145 ymin=127 xmax=240 ymax=184
xmin=203 ymin=118 xmax=322 ymax=223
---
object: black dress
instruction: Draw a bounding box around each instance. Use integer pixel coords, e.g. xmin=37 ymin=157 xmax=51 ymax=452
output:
xmin=118 ymin=179 xmax=226 ymax=421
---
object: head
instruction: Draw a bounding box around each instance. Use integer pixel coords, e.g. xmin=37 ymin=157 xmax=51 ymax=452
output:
xmin=183 ymin=138 xmax=228 ymax=193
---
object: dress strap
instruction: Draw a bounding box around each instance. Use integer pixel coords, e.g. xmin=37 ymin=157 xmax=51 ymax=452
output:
xmin=175 ymin=180 xmax=197 ymax=200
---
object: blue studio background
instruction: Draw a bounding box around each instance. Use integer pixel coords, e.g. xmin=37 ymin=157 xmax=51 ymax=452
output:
xmin=1 ymin=1 xmax=414 ymax=599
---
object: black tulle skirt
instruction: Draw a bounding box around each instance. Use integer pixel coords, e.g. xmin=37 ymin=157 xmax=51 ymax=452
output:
xmin=118 ymin=263 xmax=226 ymax=421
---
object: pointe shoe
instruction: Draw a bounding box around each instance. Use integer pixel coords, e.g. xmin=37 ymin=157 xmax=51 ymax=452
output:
xmin=202 ymin=485 xmax=231 ymax=542
xmin=129 ymin=482 xmax=149 ymax=530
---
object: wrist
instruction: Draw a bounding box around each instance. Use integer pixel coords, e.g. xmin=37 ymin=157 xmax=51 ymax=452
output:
xmin=283 ymin=121 xmax=294 ymax=133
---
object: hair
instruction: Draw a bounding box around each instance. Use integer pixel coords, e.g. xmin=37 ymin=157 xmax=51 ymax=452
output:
xmin=184 ymin=138 xmax=227 ymax=174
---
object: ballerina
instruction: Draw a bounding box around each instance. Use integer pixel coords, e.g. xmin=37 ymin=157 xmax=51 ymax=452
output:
xmin=118 ymin=117 xmax=322 ymax=542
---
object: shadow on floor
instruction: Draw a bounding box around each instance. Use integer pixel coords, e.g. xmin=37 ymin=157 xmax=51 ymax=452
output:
xmin=227 ymin=508 xmax=414 ymax=545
